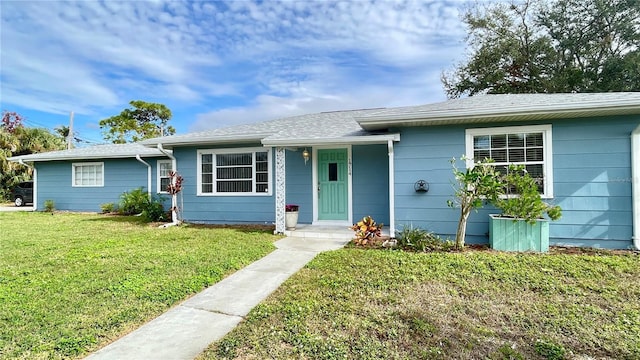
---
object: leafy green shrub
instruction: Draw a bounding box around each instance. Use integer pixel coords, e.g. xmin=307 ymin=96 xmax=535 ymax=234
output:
xmin=142 ymin=197 xmax=167 ymax=222
xmin=493 ymin=165 xmax=562 ymax=224
xmin=43 ymin=200 xmax=55 ymax=213
xmin=395 ymin=224 xmax=455 ymax=252
xmin=118 ymin=188 xmax=150 ymax=215
xmin=118 ymin=188 xmax=167 ymax=222
xmin=350 ymin=216 xmax=382 ymax=246
xmin=100 ymin=202 xmax=116 ymax=214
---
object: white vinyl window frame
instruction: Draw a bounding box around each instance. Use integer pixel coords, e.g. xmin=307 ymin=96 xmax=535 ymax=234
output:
xmin=157 ymin=160 xmax=173 ymax=194
xmin=465 ymin=124 xmax=554 ymax=198
xmin=72 ymin=162 xmax=104 ymax=187
xmin=196 ymin=147 xmax=272 ymax=196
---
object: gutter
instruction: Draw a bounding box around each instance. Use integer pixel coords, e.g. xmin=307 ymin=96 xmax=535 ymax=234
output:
xmin=157 ymin=144 xmax=179 ymax=225
xmin=262 ymin=134 xmax=401 ymax=147
xmin=135 ymin=155 xmax=152 ymax=200
xmin=632 ymin=125 xmax=640 ymax=250
xmin=143 ymin=133 xmax=272 ymax=147
xmin=18 ymin=159 xmax=37 ymax=211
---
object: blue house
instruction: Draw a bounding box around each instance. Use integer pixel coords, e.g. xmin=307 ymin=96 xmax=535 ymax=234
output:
xmin=11 ymin=93 xmax=640 ymax=250
xmin=9 ymin=143 xmax=172 ymax=211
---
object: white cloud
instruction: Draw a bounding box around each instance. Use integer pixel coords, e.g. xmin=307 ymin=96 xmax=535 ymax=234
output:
xmin=1 ymin=0 xmax=470 ymax=133
xmin=191 ymin=72 xmax=447 ymax=131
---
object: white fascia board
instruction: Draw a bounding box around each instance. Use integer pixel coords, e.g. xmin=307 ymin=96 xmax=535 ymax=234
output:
xmin=8 ymin=153 xmax=167 ymax=162
xmin=357 ymin=103 xmax=640 ymax=129
xmin=262 ymin=134 xmax=400 ymax=147
xmin=142 ymin=133 xmax=272 ymax=148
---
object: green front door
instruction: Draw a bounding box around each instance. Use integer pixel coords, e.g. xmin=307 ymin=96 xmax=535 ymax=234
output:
xmin=317 ymin=149 xmax=348 ymax=221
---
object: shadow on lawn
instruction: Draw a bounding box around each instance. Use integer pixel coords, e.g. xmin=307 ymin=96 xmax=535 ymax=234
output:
xmin=84 ymin=214 xmax=277 ymax=234
xmin=82 ymin=214 xmax=154 ymax=226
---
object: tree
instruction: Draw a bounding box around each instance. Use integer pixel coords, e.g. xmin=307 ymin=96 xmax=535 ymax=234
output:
xmin=442 ymin=0 xmax=640 ymax=97
xmin=447 ymin=157 xmax=503 ymax=250
xmin=1 ymin=111 xmax=66 ymax=199
xmin=99 ymin=101 xmax=174 ymax=144
xmin=539 ymin=0 xmax=640 ymax=92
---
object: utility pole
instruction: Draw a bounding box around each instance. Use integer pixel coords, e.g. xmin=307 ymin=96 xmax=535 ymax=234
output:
xmin=67 ymin=111 xmax=74 ymax=149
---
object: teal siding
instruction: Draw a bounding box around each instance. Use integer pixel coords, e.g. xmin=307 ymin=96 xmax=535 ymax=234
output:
xmin=36 ymin=158 xmax=165 ymax=212
xmin=173 ymin=144 xmax=390 ymax=225
xmin=551 ymin=116 xmax=636 ymax=249
xmin=393 ymin=115 xmax=639 ymax=249
xmin=394 ymin=126 xmax=470 ymax=240
xmin=352 ymin=144 xmax=389 ymax=224
xmin=173 ymin=145 xmax=275 ymax=224
xmin=285 ymin=149 xmax=313 ymax=223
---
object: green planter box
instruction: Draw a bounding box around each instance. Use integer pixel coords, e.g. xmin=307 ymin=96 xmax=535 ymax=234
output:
xmin=489 ymin=214 xmax=549 ymax=252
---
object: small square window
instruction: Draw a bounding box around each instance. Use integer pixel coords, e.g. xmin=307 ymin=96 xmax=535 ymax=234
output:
xmin=328 ymin=163 xmax=338 ymax=181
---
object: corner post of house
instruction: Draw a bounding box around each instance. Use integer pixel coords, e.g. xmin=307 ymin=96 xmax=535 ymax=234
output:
xmin=631 ymin=125 xmax=640 ymax=250
xmin=275 ymin=147 xmax=286 ymax=234
xmin=387 ymin=140 xmax=395 ymax=236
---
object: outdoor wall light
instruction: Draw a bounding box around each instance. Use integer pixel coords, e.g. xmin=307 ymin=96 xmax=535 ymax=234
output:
xmin=302 ymin=148 xmax=310 ymax=165
xmin=414 ymin=179 xmax=429 ymax=193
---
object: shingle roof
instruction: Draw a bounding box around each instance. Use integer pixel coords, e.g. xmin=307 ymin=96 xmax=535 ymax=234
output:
xmin=142 ymin=108 xmax=391 ymax=147
xmin=13 ymin=93 xmax=638 ymax=163
xmin=357 ymin=92 xmax=640 ymax=130
xmin=8 ymin=143 xmax=170 ymax=162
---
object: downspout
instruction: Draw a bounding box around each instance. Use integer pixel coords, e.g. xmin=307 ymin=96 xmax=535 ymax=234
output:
xmin=157 ymin=143 xmax=179 ymax=224
xmin=135 ymin=155 xmax=152 ymax=200
xmin=18 ymin=159 xmax=37 ymax=211
xmin=388 ymin=140 xmax=396 ymax=237
xmin=631 ymin=124 xmax=640 ymax=250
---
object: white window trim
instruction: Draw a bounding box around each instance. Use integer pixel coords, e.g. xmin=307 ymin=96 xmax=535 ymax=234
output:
xmin=157 ymin=160 xmax=173 ymax=194
xmin=465 ymin=124 xmax=554 ymax=198
xmin=72 ymin=162 xmax=104 ymax=187
xmin=197 ymin=147 xmax=272 ymax=196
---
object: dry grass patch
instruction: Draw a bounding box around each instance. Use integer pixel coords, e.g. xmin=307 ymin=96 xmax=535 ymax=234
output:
xmin=201 ymin=249 xmax=640 ymax=360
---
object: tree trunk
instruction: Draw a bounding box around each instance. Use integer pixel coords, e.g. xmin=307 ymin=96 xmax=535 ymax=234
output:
xmin=455 ymin=207 xmax=471 ymax=250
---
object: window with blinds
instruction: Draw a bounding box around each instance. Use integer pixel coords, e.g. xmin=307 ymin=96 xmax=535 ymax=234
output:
xmin=72 ymin=162 xmax=104 ymax=187
xmin=198 ymin=148 xmax=271 ymax=195
xmin=466 ymin=125 xmax=553 ymax=197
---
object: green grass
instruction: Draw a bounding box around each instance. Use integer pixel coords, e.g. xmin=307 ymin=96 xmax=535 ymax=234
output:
xmin=202 ymin=248 xmax=640 ymax=360
xmin=0 ymin=212 xmax=279 ymax=359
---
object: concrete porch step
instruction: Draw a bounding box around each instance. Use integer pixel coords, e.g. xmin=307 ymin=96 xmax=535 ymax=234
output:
xmin=284 ymin=224 xmax=391 ymax=241
xmin=284 ymin=224 xmax=354 ymax=240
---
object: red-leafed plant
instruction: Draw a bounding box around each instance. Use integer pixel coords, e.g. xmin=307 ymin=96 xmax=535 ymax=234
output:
xmin=166 ymin=171 xmax=183 ymax=223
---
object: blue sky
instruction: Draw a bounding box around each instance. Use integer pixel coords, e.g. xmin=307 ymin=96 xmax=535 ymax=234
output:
xmin=1 ymin=0 xmax=471 ymax=144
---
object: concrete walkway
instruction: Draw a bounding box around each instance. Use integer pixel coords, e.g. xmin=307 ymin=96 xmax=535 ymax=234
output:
xmin=0 ymin=205 xmax=34 ymax=212
xmin=86 ymin=236 xmax=349 ymax=360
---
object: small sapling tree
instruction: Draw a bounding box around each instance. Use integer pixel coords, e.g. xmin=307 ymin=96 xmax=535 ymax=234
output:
xmin=447 ymin=157 xmax=503 ymax=250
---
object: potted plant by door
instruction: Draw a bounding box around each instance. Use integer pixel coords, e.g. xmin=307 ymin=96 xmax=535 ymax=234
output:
xmin=489 ymin=165 xmax=562 ymax=252
xmin=285 ymin=204 xmax=299 ymax=230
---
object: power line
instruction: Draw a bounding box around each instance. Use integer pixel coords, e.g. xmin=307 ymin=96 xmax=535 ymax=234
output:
xmin=21 ymin=119 xmax=106 ymax=145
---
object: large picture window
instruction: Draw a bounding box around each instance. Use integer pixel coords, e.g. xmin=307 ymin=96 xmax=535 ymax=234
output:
xmin=157 ymin=160 xmax=173 ymax=193
xmin=466 ymin=125 xmax=553 ymax=197
xmin=72 ymin=162 xmax=104 ymax=187
xmin=197 ymin=148 xmax=271 ymax=195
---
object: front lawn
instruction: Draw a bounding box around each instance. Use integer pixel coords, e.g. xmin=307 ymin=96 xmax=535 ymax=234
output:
xmin=203 ymin=248 xmax=640 ymax=359
xmin=0 ymin=212 xmax=279 ymax=359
